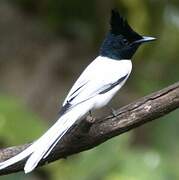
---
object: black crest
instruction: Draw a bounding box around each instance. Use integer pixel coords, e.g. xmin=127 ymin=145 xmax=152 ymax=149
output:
xmin=110 ymin=10 xmax=142 ymax=42
xmin=99 ymin=9 xmax=147 ymax=60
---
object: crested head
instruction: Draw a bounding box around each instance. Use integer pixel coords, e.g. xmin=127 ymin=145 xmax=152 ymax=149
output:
xmin=110 ymin=10 xmax=142 ymax=42
xmin=100 ymin=10 xmax=156 ymax=60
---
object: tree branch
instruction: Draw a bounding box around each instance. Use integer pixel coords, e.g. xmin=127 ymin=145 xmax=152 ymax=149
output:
xmin=0 ymin=82 xmax=179 ymax=175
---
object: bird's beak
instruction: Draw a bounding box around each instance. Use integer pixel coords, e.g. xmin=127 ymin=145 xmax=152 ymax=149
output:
xmin=134 ymin=36 xmax=156 ymax=44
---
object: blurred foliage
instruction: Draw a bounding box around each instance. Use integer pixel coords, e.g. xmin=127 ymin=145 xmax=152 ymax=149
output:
xmin=0 ymin=0 xmax=179 ymax=180
xmin=0 ymin=95 xmax=46 ymax=145
xmin=46 ymin=131 xmax=179 ymax=180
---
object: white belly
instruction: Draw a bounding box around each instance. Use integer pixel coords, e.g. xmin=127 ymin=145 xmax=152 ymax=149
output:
xmin=91 ymin=57 xmax=132 ymax=109
xmin=93 ymin=77 xmax=128 ymax=109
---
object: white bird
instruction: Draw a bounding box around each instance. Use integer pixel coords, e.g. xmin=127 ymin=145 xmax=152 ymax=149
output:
xmin=0 ymin=9 xmax=156 ymax=173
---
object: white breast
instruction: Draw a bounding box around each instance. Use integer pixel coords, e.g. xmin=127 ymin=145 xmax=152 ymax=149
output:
xmin=90 ymin=56 xmax=132 ymax=109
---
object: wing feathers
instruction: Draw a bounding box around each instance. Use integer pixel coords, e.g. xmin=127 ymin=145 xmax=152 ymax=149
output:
xmin=61 ymin=57 xmax=131 ymax=113
xmin=99 ymin=74 xmax=128 ymax=94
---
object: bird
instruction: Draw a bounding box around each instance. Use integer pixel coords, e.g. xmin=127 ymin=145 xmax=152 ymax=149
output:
xmin=0 ymin=9 xmax=156 ymax=173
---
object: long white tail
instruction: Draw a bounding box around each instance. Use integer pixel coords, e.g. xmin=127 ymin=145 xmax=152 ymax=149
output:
xmin=0 ymin=104 xmax=88 ymax=173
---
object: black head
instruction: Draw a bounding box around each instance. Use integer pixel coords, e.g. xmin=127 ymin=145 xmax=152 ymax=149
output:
xmin=100 ymin=10 xmax=156 ymax=60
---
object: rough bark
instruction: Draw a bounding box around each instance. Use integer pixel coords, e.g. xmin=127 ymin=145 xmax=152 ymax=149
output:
xmin=0 ymin=82 xmax=179 ymax=175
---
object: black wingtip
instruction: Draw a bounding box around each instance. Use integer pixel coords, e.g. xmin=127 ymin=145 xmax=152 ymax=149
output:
xmin=110 ymin=9 xmax=142 ymax=41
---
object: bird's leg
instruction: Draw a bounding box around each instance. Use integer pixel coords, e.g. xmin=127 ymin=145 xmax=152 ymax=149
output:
xmin=89 ymin=110 xmax=93 ymax=117
xmin=107 ymin=105 xmax=118 ymax=117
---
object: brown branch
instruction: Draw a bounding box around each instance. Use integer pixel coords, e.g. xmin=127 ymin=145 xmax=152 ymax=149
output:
xmin=0 ymin=82 xmax=179 ymax=175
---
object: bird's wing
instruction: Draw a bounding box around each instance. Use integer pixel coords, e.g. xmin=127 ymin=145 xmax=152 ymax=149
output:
xmin=60 ymin=57 xmax=132 ymax=115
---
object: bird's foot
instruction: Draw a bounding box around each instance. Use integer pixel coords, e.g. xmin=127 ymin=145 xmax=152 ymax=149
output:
xmin=108 ymin=106 xmax=118 ymax=117
xmin=86 ymin=110 xmax=95 ymax=123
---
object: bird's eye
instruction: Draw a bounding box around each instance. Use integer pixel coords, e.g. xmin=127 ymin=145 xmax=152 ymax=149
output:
xmin=123 ymin=38 xmax=129 ymax=45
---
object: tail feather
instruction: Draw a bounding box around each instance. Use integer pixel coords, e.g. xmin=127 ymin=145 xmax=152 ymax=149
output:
xmin=0 ymin=143 xmax=35 ymax=170
xmin=43 ymin=129 xmax=67 ymax=159
xmin=24 ymin=129 xmax=68 ymax=173
xmin=0 ymin=102 xmax=90 ymax=173
xmin=24 ymin=115 xmax=74 ymax=173
xmin=24 ymin=104 xmax=84 ymax=173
